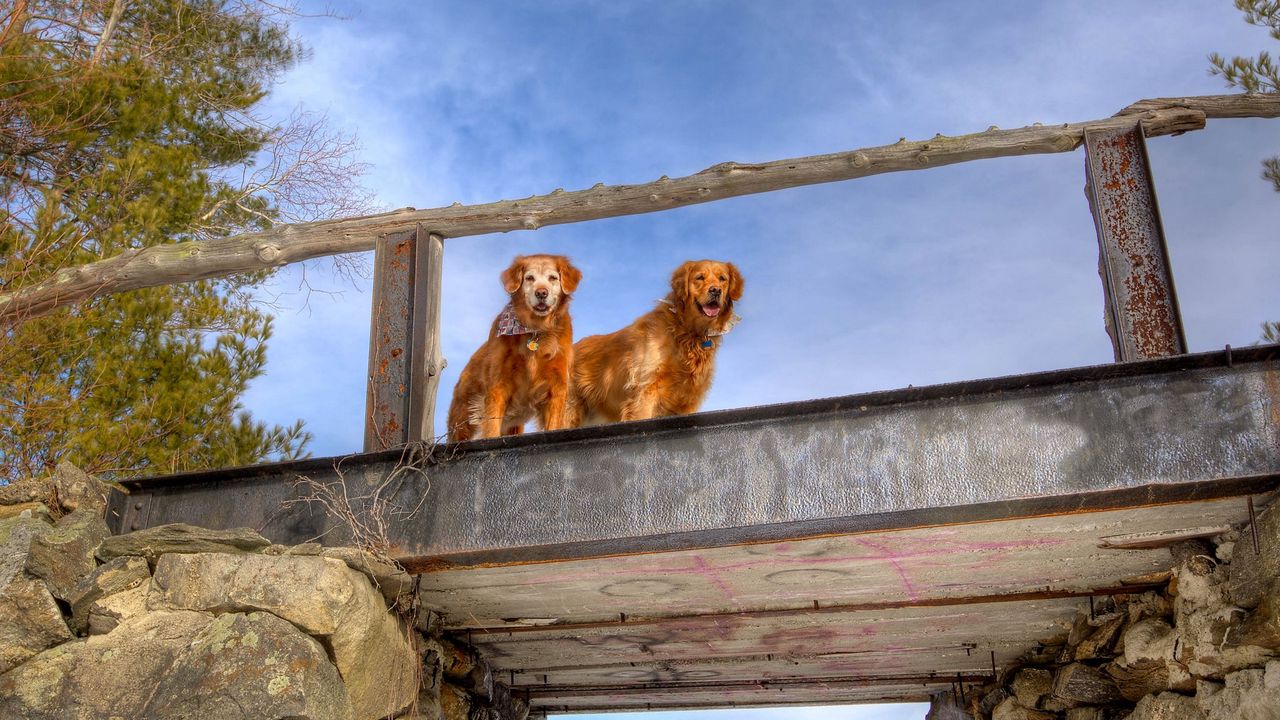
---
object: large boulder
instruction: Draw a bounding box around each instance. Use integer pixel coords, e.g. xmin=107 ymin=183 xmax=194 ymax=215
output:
xmin=67 ymin=555 xmax=151 ymax=633
xmin=1196 ymin=662 xmax=1280 ymax=720
xmin=0 ymin=609 xmax=353 ymax=720
xmin=1171 ymin=544 xmax=1274 ymax=678
xmin=0 ymin=462 xmax=109 ymax=517
xmin=25 ymin=509 xmax=111 ymax=600
xmin=1122 ymin=692 xmax=1206 ymax=720
xmin=321 ymin=545 xmax=414 ymax=607
xmin=1229 ymin=501 xmax=1280 ymax=609
xmin=0 ymin=513 xmax=72 ymax=673
xmin=0 ymin=574 xmax=73 ymax=674
xmin=150 ymin=551 xmax=417 ymax=720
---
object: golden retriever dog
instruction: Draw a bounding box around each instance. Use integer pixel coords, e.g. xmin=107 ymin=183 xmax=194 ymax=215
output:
xmin=446 ymin=254 xmax=582 ymax=442
xmin=568 ymin=259 xmax=743 ymax=425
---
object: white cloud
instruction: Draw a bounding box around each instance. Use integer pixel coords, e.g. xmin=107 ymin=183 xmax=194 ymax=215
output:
xmin=241 ymin=0 xmax=1279 ymax=455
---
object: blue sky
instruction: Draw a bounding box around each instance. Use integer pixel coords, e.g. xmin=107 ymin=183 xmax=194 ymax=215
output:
xmin=244 ymin=3 xmax=1277 ymax=717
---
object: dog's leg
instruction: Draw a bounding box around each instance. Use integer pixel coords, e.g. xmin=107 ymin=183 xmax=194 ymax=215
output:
xmin=480 ymin=386 xmax=511 ymax=439
xmin=563 ymin=390 xmax=584 ymax=428
xmin=541 ymin=382 xmax=569 ymax=431
xmin=619 ymin=385 xmax=659 ymax=422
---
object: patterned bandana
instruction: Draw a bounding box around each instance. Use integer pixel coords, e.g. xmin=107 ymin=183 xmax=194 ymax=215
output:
xmin=495 ymin=303 xmax=535 ymax=336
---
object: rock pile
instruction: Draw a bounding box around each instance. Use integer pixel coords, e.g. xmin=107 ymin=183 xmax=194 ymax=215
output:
xmin=0 ymin=463 xmax=526 ymax=720
xmin=949 ymin=502 xmax=1280 ymax=720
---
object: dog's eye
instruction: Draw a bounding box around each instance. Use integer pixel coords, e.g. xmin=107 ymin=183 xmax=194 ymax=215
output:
xmin=695 ymin=274 xmax=704 ymax=281
xmin=549 ymin=275 xmax=558 ymax=281
xmin=719 ymin=275 xmax=727 ymax=281
xmin=525 ymin=274 xmax=534 ymax=282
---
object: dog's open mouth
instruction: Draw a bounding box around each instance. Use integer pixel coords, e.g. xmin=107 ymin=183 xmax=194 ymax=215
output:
xmin=697 ymin=299 xmax=722 ymax=318
xmin=532 ymin=302 xmax=552 ymax=315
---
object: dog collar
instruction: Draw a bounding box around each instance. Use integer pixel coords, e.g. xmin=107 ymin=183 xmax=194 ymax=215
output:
xmin=657 ymin=298 xmax=741 ymax=347
xmin=496 ymin=303 xmax=540 ymax=350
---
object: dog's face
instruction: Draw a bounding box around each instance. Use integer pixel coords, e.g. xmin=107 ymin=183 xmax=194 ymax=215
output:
xmin=502 ymin=254 xmax=582 ymax=317
xmin=670 ymin=259 xmax=743 ymax=321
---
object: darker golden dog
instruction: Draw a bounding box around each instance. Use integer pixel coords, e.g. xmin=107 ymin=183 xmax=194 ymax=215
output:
xmin=446 ymin=254 xmax=582 ymax=442
xmin=568 ymin=259 xmax=743 ymax=424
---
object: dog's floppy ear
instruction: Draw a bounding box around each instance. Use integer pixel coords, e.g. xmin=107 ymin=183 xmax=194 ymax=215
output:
xmin=726 ymin=262 xmax=744 ymax=302
xmin=557 ymin=256 xmax=582 ymax=294
xmin=669 ymin=261 xmax=694 ymax=301
xmin=501 ymin=257 xmax=524 ymax=294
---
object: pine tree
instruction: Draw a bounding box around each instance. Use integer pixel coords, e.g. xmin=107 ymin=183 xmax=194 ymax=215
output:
xmin=1210 ymin=0 xmax=1280 ymax=192
xmin=1209 ymin=1 xmax=1280 ymax=343
xmin=0 ymin=1 xmax=366 ymax=481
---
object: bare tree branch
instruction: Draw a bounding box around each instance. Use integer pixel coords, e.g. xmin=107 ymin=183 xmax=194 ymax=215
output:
xmin=3 ymin=93 xmax=1278 ymax=326
xmin=86 ymin=0 xmax=123 ymax=67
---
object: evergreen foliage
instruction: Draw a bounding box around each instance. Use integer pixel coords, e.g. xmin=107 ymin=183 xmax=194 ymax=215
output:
xmin=1210 ymin=0 xmax=1280 ymax=192
xmin=0 ymin=1 xmax=328 ymax=481
xmin=1209 ymin=1 xmax=1279 ymax=342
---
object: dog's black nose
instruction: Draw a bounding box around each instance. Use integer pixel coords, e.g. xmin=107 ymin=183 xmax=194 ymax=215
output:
xmin=708 ymin=287 xmax=722 ymax=298
xmin=535 ymin=289 xmax=549 ymax=300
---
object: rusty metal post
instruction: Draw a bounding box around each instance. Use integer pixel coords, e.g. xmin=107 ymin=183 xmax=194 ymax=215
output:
xmin=364 ymin=226 xmax=445 ymax=451
xmin=1084 ymin=123 xmax=1187 ymax=361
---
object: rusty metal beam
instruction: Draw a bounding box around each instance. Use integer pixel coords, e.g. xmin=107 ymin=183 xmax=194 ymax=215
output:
xmin=364 ymin=227 xmax=445 ymax=451
xmin=109 ymin=346 xmax=1280 ymax=564
xmin=1085 ymin=122 xmax=1187 ymax=361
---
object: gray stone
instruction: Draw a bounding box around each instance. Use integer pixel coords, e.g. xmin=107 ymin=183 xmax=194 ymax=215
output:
xmin=1123 ymin=692 xmax=1206 ymax=720
xmin=144 ymin=611 xmax=354 ymax=720
xmin=0 ymin=463 xmax=108 ymax=518
xmin=67 ymin=555 xmax=151 ymax=633
xmin=1238 ymin=577 xmax=1280 ymax=650
xmin=979 ymin=687 xmax=1012 ymax=715
xmin=1230 ymin=501 xmax=1280 ymax=610
xmin=151 ymin=551 xmax=417 ymax=720
xmin=97 ymin=522 xmax=270 ymax=563
xmin=0 ymin=609 xmax=354 ymax=720
xmin=440 ymin=683 xmax=473 ymax=720
xmin=86 ymin=581 xmax=150 ymax=635
xmin=25 ymin=509 xmax=111 ymax=600
xmin=0 ymin=501 xmax=50 ymax=520
xmin=1052 ymin=662 xmax=1122 ymax=706
xmin=992 ymin=697 xmax=1055 ymax=720
xmin=1171 ymin=546 xmax=1274 ymax=678
xmin=0 ymin=476 xmax=53 ymax=507
xmin=1122 ymin=618 xmax=1176 ymax=666
xmin=49 ymin=462 xmax=109 ymax=516
xmin=1066 ymin=708 xmax=1106 ymax=720
xmin=1110 ymin=617 xmax=1196 ymax=700
xmin=1076 ymin=615 xmax=1126 ymax=660
xmin=1197 ymin=662 xmax=1280 ymax=720
xmin=0 ymin=513 xmax=71 ymax=673
xmin=0 ymin=573 xmax=73 ymax=674
xmin=322 ymin=545 xmax=414 ymax=607
xmin=0 ymin=512 xmax=53 ymax=586
xmin=1011 ymin=667 xmax=1053 ymax=708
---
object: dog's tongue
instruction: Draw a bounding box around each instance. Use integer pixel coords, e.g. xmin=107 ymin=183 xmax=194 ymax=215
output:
xmin=701 ymin=303 xmax=721 ymax=318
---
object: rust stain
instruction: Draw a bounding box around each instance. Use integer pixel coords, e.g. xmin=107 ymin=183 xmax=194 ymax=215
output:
xmin=1265 ymin=367 xmax=1280 ymax=450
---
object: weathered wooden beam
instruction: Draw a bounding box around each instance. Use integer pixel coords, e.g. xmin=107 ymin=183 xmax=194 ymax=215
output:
xmin=408 ymin=229 xmax=445 ymax=444
xmin=2 ymin=93 xmax=1276 ymax=325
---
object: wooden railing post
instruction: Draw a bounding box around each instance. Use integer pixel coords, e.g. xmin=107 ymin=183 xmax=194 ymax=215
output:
xmin=409 ymin=228 xmax=445 ymax=444
xmin=364 ymin=226 xmax=445 ymax=452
